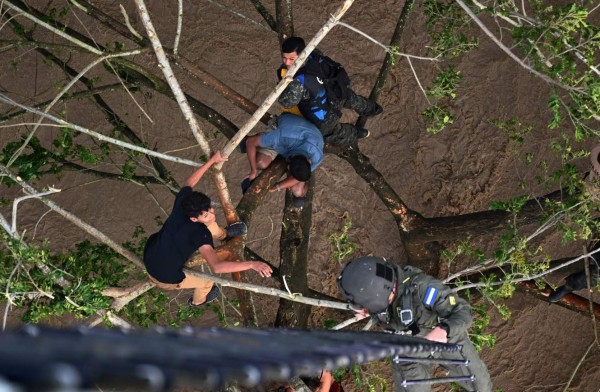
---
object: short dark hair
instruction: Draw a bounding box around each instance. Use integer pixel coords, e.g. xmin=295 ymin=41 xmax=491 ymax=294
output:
xmin=281 ymin=36 xmax=305 ymax=55
xmin=289 ymin=155 xmax=311 ymax=182
xmin=181 ymin=191 xmax=212 ymax=218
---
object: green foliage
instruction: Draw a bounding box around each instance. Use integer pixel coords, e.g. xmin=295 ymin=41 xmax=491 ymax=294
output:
xmin=490 ymin=195 xmax=528 ymax=213
xmin=422 ymin=104 xmax=453 ymax=134
xmin=440 ymin=238 xmax=486 ymax=265
xmin=420 ymin=1 xmax=478 ymax=134
xmin=490 ymin=118 xmax=533 ymax=144
xmin=0 ymin=235 xmax=131 ymax=323
xmin=328 ymin=217 xmax=356 ymax=264
xmin=0 ymin=225 xmax=232 ymax=328
xmin=1 ymin=131 xmax=110 ymax=183
xmin=47 ymin=6 xmax=71 ymax=21
xmin=323 ymin=319 xmax=337 ymax=329
xmin=469 ymin=305 xmax=497 ymax=351
xmin=422 ymin=67 xmax=462 ymax=134
xmin=426 ymin=66 xmax=463 ymax=100
xmin=332 ymin=367 xmax=348 ymax=382
xmin=505 ymin=2 xmax=600 ymax=138
xmin=423 ymin=0 xmax=479 ymax=57
xmin=122 ymin=225 xmax=149 ymax=257
xmin=333 ymin=366 xmax=391 ymax=392
xmin=343 ymin=363 xmax=389 ymax=392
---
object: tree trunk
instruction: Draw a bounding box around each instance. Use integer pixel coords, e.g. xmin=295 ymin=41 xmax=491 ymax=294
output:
xmin=356 ymin=0 xmax=415 ymax=129
xmin=275 ymin=0 xmax=294 ymax=42
xmin=275 ymin=179 xmax=315 ymax=328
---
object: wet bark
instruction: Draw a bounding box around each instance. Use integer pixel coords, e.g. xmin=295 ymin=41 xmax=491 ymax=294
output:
xmin=356 ymin=0 xmax=415 ymax=129
xmin=406 ymin=190 xmax=565 ymax=243
xmin=275 ymin=179 xmax=315 ymax=328
xmin=275 ymin=0 xmax=294 ymax=42
xmin=250 ymin=0 xmax=278 ymax=32
xmin=520 ymin=281 xmax=600 ymax=318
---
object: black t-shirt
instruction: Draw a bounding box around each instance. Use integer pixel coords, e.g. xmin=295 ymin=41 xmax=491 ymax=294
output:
xmin=143 ymin=187 xmax=214 ymax=283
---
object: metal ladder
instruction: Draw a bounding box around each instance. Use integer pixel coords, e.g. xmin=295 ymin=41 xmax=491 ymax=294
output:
xmin=0 ymin=325 xmax=469 ymax=391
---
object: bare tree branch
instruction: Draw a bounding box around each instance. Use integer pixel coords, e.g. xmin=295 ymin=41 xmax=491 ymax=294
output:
xmin=249 ymin=0 xmax=277 ymax=32
xmin=455 ymin=0 xmax=587 ymax=93
xmin=0 ymin=94 xmax=202 ymax=168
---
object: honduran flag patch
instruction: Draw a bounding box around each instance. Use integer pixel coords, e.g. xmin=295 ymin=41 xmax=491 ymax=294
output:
xmin=423 ymin=287 xmax=439 ymax=306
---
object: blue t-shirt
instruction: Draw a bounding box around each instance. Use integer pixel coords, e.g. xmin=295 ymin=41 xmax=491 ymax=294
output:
xmin=259 ymin=113 xmax=324 ymax=171
xmin=143 ymin=187 xmax=213 ymax=283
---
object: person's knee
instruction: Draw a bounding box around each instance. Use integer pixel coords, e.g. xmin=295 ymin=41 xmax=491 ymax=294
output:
xmin=256 ymin=154 xmax=273 ymax=170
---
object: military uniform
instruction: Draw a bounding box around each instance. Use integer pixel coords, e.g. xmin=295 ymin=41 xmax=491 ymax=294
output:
xmin=277 ymin=62 xmax=380 ymax=146
xmin=338 ymin=258 xmax=492 ymax=392
xmin=373 ymin=265 xmax=492 ymax=392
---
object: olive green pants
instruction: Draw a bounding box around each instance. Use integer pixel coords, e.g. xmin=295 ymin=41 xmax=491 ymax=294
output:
xmin=392 ymin=334 xmax=492 ymax=392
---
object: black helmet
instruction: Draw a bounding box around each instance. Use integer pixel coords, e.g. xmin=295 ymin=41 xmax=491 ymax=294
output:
xmin=337 ymin=257 xmax=396 ymax=313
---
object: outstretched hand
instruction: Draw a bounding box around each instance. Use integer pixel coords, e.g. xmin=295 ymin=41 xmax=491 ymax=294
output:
xmin=352 ymin=308 xmax=370 ymax=320
xmin=424 ymin=326 xmax=448 ymax=343
xmin=246 ymin=171 xmax=257 ymax=181
xmin=251 ymin=261 xmax=273 ymax=277
xmin=210 ymin=150 xmax=228 ymax=164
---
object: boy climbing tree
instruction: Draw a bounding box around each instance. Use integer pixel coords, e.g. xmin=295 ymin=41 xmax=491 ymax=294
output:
xmin=143 ymin=151 xmax=272 ymax=307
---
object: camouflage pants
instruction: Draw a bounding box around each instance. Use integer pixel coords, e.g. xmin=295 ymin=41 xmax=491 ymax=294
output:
xmin=319 ymin=89 xmax=378 ymax=145
xmin=392 ymin=333 xmax=492 ymax=392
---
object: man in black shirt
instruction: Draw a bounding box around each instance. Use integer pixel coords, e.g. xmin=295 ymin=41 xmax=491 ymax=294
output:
xmin=143 ymin=151 xmax=272 ymax=306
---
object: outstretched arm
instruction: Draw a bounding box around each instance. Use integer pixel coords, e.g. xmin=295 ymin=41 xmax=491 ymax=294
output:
xmin=315 ymin=371 xmax=334 ymax=392
xmin=199 ymin=244 xmax=272 ymax=277
xmin=183 ymin=151 xmax=227 ymax=188
xmin=278 ymin=79 xmax=307 ymax=108
xmin=270 ymin=176 xmax=301 ymax=192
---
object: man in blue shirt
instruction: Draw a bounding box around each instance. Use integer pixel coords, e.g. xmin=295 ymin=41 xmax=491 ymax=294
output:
xmin=244 ymin=113 xmax=324 ymax=208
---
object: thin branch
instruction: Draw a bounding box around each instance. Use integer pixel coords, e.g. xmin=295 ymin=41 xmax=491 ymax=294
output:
xmin=119 ymin=4 xmax=143 ymax=41
xmin=0 ymin=83 xmax=130 ymax=123
xmin=133 ymin=0 xmax=238 ymax=223
xmin=0 ymin=94 xmax=202 ymax=168
xmin=445 ymin=200 xmax=583 ymax=282
xmin=183 ymin=269 xmax=352 ymax=310
xmin=0 ymin=38 xmax=97 ymax=55
xmin=101 ymin=281 xmax=154 ymax=312
xmin=337 ymin=21 xmax=438 ymax=62
xmin=455 ymin=247 xmax=600 ymax=292
xmin=0 ymin=164 xmax=144 ymax=268
xmin=207 ymin=0 xmax=273 ymax=33
xmin=5 ymin=49 xmax=143 ymax=169
xmin=11 ymin=188 xmax=60 ymax=235
xmin=173 ymin=0 xmax=182 ymax=55
xmin=331 ymin=316 xmax=364 ymax=330
xmin=249 ymin=0 xmax=277 ymax=32
xmin=406 ymin=56 xmax=430 ymax=103
xmin=454 ymin=0 xmax=587 ymax=94
xmin=561 ymin=341 xmax=594 ymax=392
xmin=583 ymin=247 xmax=599 ymax=345
xmin=0 ymin=213 xmax=13 ymax=237
xmin=4 ymin=0 xmax=102 ymax=55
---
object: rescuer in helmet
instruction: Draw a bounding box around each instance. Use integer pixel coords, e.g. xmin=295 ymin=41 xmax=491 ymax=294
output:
xmin=337 ymin=257 xmax=492 ymax=392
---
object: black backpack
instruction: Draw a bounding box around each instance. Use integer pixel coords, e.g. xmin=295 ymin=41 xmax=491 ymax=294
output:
xmin=302 ymin=50 xmax=351 ymax=102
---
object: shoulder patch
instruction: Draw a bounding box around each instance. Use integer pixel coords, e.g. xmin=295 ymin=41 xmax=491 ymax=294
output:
xmin=449 ymin=295 xmax=456 ymax=306
xmin=423 ymin=287 xmax=439 ymax=306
